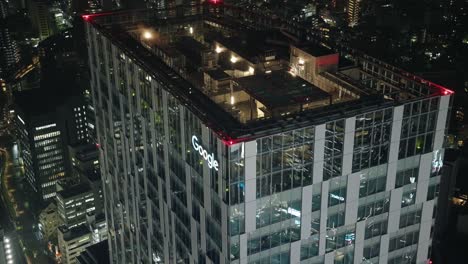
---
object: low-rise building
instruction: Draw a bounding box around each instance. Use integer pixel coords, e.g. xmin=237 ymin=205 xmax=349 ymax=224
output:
xmin=57 ymin=215 xmax=107 ymax=264
xmin=56 ymin=183 xmax=95 ymax=229
xmin=38 ymin=202 xmax=59 ymax=241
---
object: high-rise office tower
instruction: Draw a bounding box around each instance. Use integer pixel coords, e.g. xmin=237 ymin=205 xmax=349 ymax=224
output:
xmin=0 ymin=22 xmax=20 ymax=78
xmin=29 ymin=0 xmax=54 ymax=40
xmin=347 ymin=0 xmax=360 ymax=26
xmin=85 ymin=4 xmax=453 ymax=264
xmin=14 ymin=89 xmax=69 ymax=201
xmin=62 ymin=96 xmax=91 ymax=146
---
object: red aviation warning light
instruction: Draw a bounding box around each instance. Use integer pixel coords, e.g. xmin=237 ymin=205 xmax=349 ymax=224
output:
xmin=442 ymin=88 xmax=454 ymax=95
xmin=208 ymin=0 xmax=223 ymax=4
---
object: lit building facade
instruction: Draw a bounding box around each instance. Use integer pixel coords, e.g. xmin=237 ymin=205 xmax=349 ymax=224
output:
xmin=13 ymin=90 xmax=69 ymax=201
xmin=58 ymin=215 xmax=108 ymax=264
xmin=56 ymin=183 xmax=96 ymax=229
xmin=13 ymin=112 xmax=67 ymax=200
xmin=29 ymin=0 xmax=54 ymax=40
xmin=32 ymin=122 xmax=67 ymax=200
xmin=0 ymin=22 xmax=20 ymax=78
xmin=85 ymin=4 xmax=453 ymax=264
xmin=39 ymin=202 xmax=60 ymax=241
xmin=66 ymin=100 xmax=91 ymax=146
xmin=347 ymin=0 xmax=360 ymax=27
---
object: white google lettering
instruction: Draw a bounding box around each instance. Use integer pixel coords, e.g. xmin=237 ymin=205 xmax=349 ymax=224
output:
xmin=192 ymin=135 xmax=219 ymax=171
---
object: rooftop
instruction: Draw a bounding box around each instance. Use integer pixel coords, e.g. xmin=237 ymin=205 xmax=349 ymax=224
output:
xmin=59 ymin=224 xmax=90 ymax=241
xmin=205 ymin=68 xmax=230 ymax=81
xmin=57 ymin=183 xmax=92 ymax=200
xmin=294 ymin=43 xmax=336 ymax=57
xmin=84 ymin=4 xmax=452 ymax=143
xmin=76 ymin=241 xmax=110 ymax=264
xmin=235 ymin=70 xmax=330 ymax=110
xmin=70 ymin=143 xmax=99 ymax=162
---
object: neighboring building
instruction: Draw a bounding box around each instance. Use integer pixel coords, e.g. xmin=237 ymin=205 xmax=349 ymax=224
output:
xmin=55 ymin=144 xmax=105 ymax=264
xmin=67 ymin=143 xmax=103 ymax=215
xmin=68 ymin=144 xmax=99 ymax=179
xmin=76 ymin=241 xmax=110 ymax=264
xmin=82 ymin=172 xmax=103 ymax=217
xmin=85 ymin=4 xmax=453 ymax=264
xmin=56 ymin=183 xmax=96 ymax=229
xmin=347 ymin=0 xmax=360 ymax=26
xmin=13 ymin=90 xmax=68 ymax=201
xmin=28 ymin=0 xmax=54 ymax=40
xmin=0 ymin=20 xmax=20 ymax=78
xmin=0 ymin=0 xmax=8 ymax=19
xmin=13 ymin=78 xmax=95 ymax=201
xmin=57 ymin=215 xmax=107 ymax=264
xmin=38 ymin=202 xmax=59 ymax=241
xmin=59 ymin=96 xmax=91 ymax=147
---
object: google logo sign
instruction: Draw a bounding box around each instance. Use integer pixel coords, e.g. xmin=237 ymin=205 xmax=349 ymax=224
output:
xmin=192 ymin=135 xmax=219 ymax=171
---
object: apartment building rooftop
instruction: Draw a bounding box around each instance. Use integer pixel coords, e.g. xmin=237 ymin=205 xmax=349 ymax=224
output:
xmin=57 ymin=183 xmax=92 ymax=200
xmin=84 ymin=4 xmax=452 ymax=143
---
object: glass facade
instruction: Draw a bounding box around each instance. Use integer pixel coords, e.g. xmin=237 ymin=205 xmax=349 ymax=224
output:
xmin=86 ymin=9 xmax=452 ymax=264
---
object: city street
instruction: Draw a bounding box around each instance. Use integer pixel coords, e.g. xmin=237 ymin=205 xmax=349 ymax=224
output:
xmin=1 ymin=145 xmax=25 ymax=264
xmin=0 ymin=139 xmax=54 ymax=264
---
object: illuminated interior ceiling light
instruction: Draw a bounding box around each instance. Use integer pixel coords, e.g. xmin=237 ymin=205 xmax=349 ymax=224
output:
xmin=215 ymin=46 xmax=222 ymax=53
xmin=230 ymin=95 xmax=235 ymax=105
xmin=248 ymin=66 xmax=254 ymax=74
xmin=142 ymin=31 xmax=153 ymax=40
xmin=230 ymin=55 xmax=238 ymax=63
xmin=298 ymin=58 xmax=305 ymax=65
xmin=189 ymin=27 xmax=193 ymax=34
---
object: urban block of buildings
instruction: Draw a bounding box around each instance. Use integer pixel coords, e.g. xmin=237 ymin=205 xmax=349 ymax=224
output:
xmin=57 ymin=214 xmax=108 ymax=264
xmin=84 ymin=3 xmax=453 ymax=264
xmin=12 ymin=87 xmax=94 ymax=201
